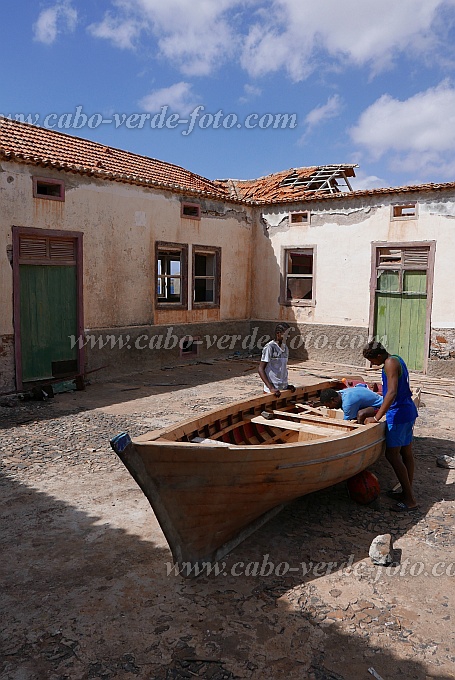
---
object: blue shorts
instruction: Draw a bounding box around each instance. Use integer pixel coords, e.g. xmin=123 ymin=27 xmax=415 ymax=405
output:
xmin=386 ymin=420 xmax=415 ymax=448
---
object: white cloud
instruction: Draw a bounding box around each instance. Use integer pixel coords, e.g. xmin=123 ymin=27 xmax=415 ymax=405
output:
xmin=139 ymin=81 xmax=200 ymax=116
xmin=89 ymin=0 xmax=247 ymax=75
xmin=298 ymin=94 xmax=343 ymax=144
xmin=350 ymin=81 xmax=455 ymax=177
xmin=241 ymin=0 xmax=455 ymax=81
xmin=33 ymin=2 xmax=77 ymax=45
xmin=305 ymin=95 xmax=342 ymax=127
xmin=350 ymin=171 xmax=388 ymax=191
xmin=88 ymin=13 xmax=144 ymax=49
xmin=239 ymin=83 xmax=262 ymax=103
xmin=86 ymin=0 xmax=455 ymax=80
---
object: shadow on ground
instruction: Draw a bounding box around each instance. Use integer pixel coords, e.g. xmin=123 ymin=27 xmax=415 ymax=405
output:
xmin=1 ymin=431 xmax=453 ymax=680
xmin=0 ymin=359 xmax=265 ymax=431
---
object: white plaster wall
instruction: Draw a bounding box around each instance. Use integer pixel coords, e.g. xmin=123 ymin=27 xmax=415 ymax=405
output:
xmin=253 ymin=194 xmax=455 ymax=329
xmin=0 ymin=162 xmax=253 ymax=336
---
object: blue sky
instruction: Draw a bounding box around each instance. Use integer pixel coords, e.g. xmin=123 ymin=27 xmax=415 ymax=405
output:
xmin=2 ymin=1 xmax=455 ymax=189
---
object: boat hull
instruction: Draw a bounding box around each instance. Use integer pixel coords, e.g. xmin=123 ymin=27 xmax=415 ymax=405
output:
xmin=111 ymin=381 xmax=388 ymax=572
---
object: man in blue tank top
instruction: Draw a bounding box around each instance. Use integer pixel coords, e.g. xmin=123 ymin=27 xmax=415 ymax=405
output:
xmin=363 ymin=341 xmax=419 ymax=512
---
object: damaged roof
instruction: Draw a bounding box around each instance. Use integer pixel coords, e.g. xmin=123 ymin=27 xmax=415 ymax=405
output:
xmin=2 ymin=118 xmax=455 ymax=205
xmin=214 ymin=165 xmax=356 ymax=201
xmin=0 ymin=118 xmax=356 ymax=203
xmin=0 ymin=117 xmax=229 ymax=199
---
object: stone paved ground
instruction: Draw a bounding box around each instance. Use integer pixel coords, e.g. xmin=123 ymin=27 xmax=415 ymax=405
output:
xmin=0 ymin=359 xmax=454 ymax=680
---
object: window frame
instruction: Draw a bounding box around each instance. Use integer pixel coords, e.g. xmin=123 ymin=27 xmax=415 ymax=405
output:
xmin=192 ymin=245 xmax=221 ymax=308
xmin=374 ymin=245 xmax=430 ymax=294
xmin=32 ymin=176 xmax=65 ymax=201
xmin=289 ymin=210 xmax=310 ymax=225
xmin=181 ymin=202 xmax=201 ymax=220
xmin=390 ymin=203 xmax=418 ymax=220
xmin=155 ymin=241 xmax=188 ymax=309
xmin=280 ymin=245 xmax=316 ymax=307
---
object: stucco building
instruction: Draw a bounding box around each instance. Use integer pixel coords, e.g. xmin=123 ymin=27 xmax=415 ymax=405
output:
xmin=1 ymin=117 xmax=454 ymax=393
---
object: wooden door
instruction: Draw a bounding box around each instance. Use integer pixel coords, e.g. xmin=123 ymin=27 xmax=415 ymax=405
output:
xmin=13 ymin=229 xmax=83 ymax=386
xmin=373 ymin=245 xmax=432 ymax=371
xmin=20 ymin=264 xmax=77 ymax=381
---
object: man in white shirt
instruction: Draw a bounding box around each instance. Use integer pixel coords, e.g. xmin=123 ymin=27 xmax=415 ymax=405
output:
xmin=258 ymin=323 xmax=296 ymax=396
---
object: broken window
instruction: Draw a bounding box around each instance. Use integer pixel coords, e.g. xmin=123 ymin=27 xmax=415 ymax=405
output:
xmin=181 ymin=203 xmax=201 ymax=219
xmin=284 ymin=248 xmax=315 ymax=304
xmin=193 ymin=247 xmax=221 ymax=306
xmin=156 ymin=243 xmax=188 ymax=307
xmin=375 ymin=246 xmax=429 ymax=294
xmin=391 ymin=203 xmax=417 ymax=219
xmin=289 ymin=211 xmax=310 ymax=225
xmin=33 ymin=177 xmax=65 ymax=201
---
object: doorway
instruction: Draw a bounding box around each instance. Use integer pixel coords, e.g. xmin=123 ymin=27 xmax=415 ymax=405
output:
xmin=370 ymin=242 xmax=435 ymax=371
xmin=13 ymin=227 xmax=83 ymax=389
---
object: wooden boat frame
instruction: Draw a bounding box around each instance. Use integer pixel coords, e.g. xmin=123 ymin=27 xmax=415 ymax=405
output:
xmin=110 ymin=379 xmax=406 ymax=574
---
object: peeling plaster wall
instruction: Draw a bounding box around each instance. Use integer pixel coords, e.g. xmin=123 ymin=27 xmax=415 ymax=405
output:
xmin=252 ymin=192 xmax=455 ymax=367
xmin=0 ymin=161 xmax=253 ymax=390
xmin=428 ymin=325 xmax=455 ymax=385
xmin=252 ymin=192 xmax=455 ymax=370
xmin=252 ymin=200 xmax=380 ymax=329
xmin=3 ymin=160 xmax=455 ymax=390
xmin=430 ymin=328 xmax=455 ymax=359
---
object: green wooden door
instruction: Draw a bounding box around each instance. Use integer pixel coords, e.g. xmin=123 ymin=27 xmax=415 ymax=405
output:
xmin=20 ymin=264 xmax=77 ymax=382
xmin=375 ymin=269 xmax=427 ymax=371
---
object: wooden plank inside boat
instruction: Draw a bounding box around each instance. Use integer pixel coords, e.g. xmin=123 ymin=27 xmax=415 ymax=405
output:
xmin=250 ymin=415 xmax=348 ymax=437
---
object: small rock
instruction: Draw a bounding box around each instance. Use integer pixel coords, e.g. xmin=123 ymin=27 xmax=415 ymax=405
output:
xmin=436 ymin=455 xmax=455 ymax=469
xmin=369 ymin=534 xmax=393 ymax=566
xmin=325 ymin=609 xmax=345 ymax=620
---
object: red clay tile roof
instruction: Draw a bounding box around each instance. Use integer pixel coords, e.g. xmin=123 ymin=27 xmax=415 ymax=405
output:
xmin=0 ymin=117 xmax=228 ymax=199
xmin=2 ymin=118 xmax=455 ymax=205
xmin=255 ymin=181 xmax=455 ymax=205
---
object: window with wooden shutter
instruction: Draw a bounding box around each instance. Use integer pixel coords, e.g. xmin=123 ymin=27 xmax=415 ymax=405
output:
xmin=49 ymin=239 xmax=76 ymax=262
xmin=376 ymin=245 xmax=429 ymax=293
xmin=18 ymin=235 xmax=77 ymax=265
xmin=19 ymin=237 xmax=48 ymax=261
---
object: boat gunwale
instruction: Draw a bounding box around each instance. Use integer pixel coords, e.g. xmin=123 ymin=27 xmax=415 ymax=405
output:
xmin=132 ymin=379 xmax=347 ymax=445
xmin=133 ymin=422 xmax=383 ymax=451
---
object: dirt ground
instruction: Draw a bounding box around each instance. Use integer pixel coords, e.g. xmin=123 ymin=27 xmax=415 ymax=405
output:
xmin=1 ymin=359 xmax=454 ymax=680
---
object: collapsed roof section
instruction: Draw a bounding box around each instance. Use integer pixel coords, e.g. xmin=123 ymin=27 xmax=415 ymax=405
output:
xmin=214 ymin=164 xmax=357 ymax=202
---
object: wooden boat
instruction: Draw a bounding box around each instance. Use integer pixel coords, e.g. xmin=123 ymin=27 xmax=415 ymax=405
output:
xmin=111 ymin=379 xmax=417 ymax=573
